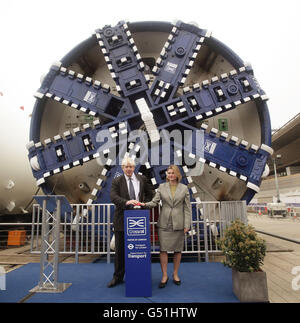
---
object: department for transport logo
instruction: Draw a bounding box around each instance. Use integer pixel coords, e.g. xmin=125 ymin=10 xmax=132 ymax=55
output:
xmin=127 ymin=244 xmax=134 ymax=250
xmin=127 ymin=217 xmax=146 ymax=236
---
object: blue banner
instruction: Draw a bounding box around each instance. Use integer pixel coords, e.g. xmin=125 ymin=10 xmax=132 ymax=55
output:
xmin=124 ymin=209 xmax=152 ymax=297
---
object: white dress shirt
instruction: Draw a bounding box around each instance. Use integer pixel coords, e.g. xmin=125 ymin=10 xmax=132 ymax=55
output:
xmin=124 ymin=173 xmax=140 ymax=201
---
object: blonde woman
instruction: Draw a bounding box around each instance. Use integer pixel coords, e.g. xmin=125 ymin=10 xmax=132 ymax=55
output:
xmin=142 ymin=165 xmax=191 ymax=288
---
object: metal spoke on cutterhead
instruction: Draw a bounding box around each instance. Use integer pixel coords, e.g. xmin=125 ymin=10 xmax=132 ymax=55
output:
xmin=174 ymin=122 xmax=273 ymax=193
xmin=159 ymin=64 xmax=268 ymax=124
xmin=95 ymin=21 xmax=149 ymax=98
xmin=35 ymin=62 xmax=130 ymax=121
xmin=150 ymin=20 xmax=211 ymax=104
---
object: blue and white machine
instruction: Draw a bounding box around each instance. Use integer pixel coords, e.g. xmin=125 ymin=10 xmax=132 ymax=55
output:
xmin=27 ymin=20 xmax=273 ymax=207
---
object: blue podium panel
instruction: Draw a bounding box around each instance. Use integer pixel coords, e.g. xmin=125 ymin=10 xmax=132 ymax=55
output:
xmin=124 ymin=209 xmax=152 ymax=297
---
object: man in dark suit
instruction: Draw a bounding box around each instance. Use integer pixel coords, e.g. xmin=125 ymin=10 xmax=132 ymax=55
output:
xmin=107 ymin=157 xmax=154 ymax=288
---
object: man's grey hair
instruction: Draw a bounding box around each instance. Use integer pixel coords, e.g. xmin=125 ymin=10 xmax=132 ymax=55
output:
xmin=121 ymin=156 xmax=136 ymax=167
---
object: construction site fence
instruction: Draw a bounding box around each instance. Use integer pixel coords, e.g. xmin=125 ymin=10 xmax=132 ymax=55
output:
xmin=27 ymin=201 xmax=249 ymax=263
xmin=1 ymin=201 xmax=248 ymax=262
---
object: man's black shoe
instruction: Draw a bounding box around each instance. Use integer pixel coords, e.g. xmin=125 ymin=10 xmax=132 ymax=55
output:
xmin=107 ymin=277 xmax=123 ymax=288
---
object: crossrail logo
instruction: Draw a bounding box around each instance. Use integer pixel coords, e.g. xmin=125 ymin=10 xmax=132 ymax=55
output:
xmin=83 ymin=90 xmax=97 ymax=104
xmin=0 ymin=265 xmax=6 ymax=291
xmin=204 ymin=140 xmax=217 ymax=155
xmin=129 ymin=219 xmax=145 ymax=228
xmin=127 ymin=217 xmax=146 ymax=236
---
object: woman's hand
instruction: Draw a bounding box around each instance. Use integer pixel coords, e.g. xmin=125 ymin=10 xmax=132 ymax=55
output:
xmin=184 ymin=228 xmax=189 ymax=234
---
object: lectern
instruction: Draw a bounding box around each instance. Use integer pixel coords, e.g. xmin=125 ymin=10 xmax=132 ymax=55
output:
xmin=30 ymin=195 xmax=72 ymax=293
xmin=124 ymin=209 xmax=152 ymax=297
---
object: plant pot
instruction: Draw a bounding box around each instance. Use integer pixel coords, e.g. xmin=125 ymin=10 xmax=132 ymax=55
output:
xmin=232 ymin=269 xmax=269 ymax=302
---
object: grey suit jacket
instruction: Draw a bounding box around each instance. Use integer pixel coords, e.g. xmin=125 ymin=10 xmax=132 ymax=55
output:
xmin=145 ymin=182 xmax=191 ymax=230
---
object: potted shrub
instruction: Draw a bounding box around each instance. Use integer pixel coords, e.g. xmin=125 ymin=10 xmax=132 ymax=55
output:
xmin=217 ymin=219 xmax=269 ymax=302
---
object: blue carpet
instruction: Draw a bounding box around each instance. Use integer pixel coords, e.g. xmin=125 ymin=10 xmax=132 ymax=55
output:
xmin=0 ymin=262 xmax=238 ymax=303
xmin=0 ymin=263 xmax=40 ymax=303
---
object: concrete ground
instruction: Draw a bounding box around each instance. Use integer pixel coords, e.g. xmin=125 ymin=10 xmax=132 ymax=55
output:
xmin=248 ymin=213 xmax=300 ymax=303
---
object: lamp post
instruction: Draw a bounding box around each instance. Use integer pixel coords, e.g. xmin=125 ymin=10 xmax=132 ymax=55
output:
xmin=273 ymin=154 xmax=282 ymax=203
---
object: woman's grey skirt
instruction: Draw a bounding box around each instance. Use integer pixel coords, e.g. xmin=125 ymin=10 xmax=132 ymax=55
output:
xmin=158 ymin=217 xmax=184 ymax=252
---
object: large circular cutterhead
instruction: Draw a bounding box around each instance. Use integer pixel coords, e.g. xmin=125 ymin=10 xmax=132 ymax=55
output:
xmin=28 ymin=20 xmax=272 ymax=205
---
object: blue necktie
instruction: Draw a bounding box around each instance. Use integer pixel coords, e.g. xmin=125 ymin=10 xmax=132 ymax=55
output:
xmin=128 ymin=177 xmax=136 ymax=200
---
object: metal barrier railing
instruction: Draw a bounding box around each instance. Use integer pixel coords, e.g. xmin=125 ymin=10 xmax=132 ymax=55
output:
xmin=221 ymin=201 xmax=248 ymax=226
xmin=28 ymin=200 xmax=247 ymax=263
xmin=30 ymin=203 xmax=115 ymax=264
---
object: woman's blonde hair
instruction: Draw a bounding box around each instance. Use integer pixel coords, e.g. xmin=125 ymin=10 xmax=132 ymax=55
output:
xmin=166 ymin=165 xmax=182 ymax=182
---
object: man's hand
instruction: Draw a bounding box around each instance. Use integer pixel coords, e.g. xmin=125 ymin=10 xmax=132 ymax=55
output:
xmin=126 ymin=200 xmax=140 ymax=206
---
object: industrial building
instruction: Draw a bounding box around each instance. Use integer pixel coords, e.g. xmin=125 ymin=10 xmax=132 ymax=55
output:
xmin=253 ymin=112 xmax=300 ymax=205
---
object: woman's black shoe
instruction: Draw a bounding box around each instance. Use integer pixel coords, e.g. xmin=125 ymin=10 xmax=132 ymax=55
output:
xmin=159 ymin=277 xmax=169 ymax=288
xmin=173 ymin=277 xmax=181 ymax=285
